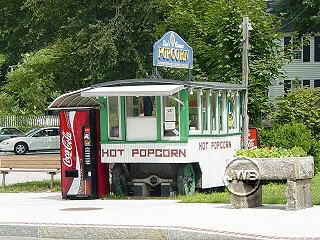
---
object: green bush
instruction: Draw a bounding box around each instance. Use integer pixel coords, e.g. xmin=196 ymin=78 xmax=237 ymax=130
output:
xmin=258 ymin=122 xmax=320 ymax=171
xmin=236 ymin=146 xmax=307 ymax=158
xmin=259 ymin=122 xmax=314 ymax=152
xmin=272 ymin=88 xmax=320 ymax=136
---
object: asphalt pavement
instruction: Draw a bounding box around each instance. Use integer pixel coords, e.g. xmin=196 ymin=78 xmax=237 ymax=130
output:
xmin=0 ymin=192 xmax=319 ymax=240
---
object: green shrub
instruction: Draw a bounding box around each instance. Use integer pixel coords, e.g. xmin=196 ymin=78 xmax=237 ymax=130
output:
xmin=258 ymin=122 xmax=320 ymax=171
xmin=259 ymin=122 xmax=314 ymax=152
xmin=236 ymin=146 xmax=307 ymax=158
xmin=272 ymin=88 xmax=320 ymax=136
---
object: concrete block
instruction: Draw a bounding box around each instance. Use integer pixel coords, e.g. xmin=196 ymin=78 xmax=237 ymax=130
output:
xmin=38 ymin=225 xmax=168 ymax=239
xmin=0 ymin=224 xmax=38 ymax=238
xmin=286 ymin=179 xmax=313 ymax=210
xmin=161 ymin=183 xmax=172 ymax=197
xmin=133 ymin=182 xmax=150 ymax=197
xmin=230 ymin=185 xmax=262 ymax=208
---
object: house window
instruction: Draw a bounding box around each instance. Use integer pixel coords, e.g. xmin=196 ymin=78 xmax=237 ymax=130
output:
xmin=303 ymin=39 xmax=310 ymax=62
xmin=284 ymin=36 xmax=302 ymax=61
xmin=284 ymin=80 xmax=302 ymax=93
xmin=314 ymin=80 xmax=320 ymax=88
xmin=292 ymin=80 xmax=302 ymax=88
xmin=284 ymin=37 xmax=291 ymax=53
xmin=315 ymin=37 xmax=320 ymax=62
xmin=284 ymin=80 xmax=292 ymax=93
xmin=303 ymin=80 xmax=310 ymax=87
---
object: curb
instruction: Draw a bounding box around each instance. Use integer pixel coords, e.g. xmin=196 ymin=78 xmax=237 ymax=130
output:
xmin=0 ymin=223 xmax=318 ymax=240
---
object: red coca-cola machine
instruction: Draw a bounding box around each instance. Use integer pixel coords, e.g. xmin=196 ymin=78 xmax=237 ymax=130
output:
xmin=60 ymin=109 xmax=109 ymax=199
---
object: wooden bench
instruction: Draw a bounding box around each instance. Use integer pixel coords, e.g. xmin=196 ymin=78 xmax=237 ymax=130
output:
xmin=0 ymin=154 xmax=61 ymax=189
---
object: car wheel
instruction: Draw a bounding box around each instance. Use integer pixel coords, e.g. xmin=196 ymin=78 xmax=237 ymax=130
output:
xmin=14 ymin=142 xmax=28 ymax=155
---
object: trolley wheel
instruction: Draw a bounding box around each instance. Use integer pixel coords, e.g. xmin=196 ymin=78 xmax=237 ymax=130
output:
xmin=177 ymin=164 xmax=196 ymax=195
xmin=111 ymin=164 xmax=129 ymax=196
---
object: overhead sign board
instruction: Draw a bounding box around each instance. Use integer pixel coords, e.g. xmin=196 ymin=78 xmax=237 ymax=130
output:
xmin=153 ymin=31 xmax=193 ymax=69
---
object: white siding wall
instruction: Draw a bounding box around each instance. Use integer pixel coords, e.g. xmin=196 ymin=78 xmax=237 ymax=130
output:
xmin=269 ymin=35 xmax=320 ymax=100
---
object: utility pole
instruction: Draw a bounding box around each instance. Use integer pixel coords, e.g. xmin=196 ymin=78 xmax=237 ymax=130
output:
xmin=242 ymin=16 xmax=252 ymax=149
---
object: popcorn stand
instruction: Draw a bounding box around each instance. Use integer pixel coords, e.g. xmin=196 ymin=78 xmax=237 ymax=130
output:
xmin=49 ymin=31 xmax=246 ymax=197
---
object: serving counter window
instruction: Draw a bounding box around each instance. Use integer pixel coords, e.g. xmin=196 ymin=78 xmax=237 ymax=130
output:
xmin=126 ymin=96 xmax=157 ymax=141
xmin=126 ymin=96 xmax=156 ymax=117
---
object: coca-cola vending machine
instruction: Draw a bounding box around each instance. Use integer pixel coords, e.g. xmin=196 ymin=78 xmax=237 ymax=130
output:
xmin=60 ymin=109 xmax=109 ymax=199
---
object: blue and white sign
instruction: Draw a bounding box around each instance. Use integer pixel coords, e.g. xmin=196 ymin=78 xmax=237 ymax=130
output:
xmin=153 ymin=31 xmax=193 ymax=69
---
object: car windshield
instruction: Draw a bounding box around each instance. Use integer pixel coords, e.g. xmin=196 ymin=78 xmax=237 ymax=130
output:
xmin=24 ymin=128 xmax=40 ymax=136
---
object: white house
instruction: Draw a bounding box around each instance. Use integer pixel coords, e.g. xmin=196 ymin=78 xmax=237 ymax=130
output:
xmin=269 ymin=34 xmax=320 ymax=99
xmin=266 ymin=0 xmax=320 ymax=99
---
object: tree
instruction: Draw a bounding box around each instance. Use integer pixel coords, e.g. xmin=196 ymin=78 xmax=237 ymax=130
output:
xmin=278 ymin=0 xmax=320 ymax=33
xmin=0 ymin=0 xmax=164 ymax=114
xmin=156 ymin=0 xmax=286 ymax=125
xmin=0 ymin=0 xmax=286 ymax=120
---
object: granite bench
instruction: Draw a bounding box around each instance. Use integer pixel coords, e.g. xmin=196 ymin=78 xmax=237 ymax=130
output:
xmin=224 ymin=156 xmax=314 ymax=210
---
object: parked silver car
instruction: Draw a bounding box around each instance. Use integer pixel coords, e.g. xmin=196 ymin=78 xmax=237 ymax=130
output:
xmin=0 ymin=127 xmax=60 ymax=155
xmin=0 ymin=127 xmax=22 ymax=142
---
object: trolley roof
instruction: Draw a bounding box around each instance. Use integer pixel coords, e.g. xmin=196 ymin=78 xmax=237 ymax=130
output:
xmin=81 ymin=84 xmax=184 ymax=97
xmin=48 ymin=78 xmax=246 ymax=110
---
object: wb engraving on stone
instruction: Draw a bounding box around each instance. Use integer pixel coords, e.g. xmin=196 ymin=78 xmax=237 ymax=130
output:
xmin=224 ymin=157 xmax=314 ymax=211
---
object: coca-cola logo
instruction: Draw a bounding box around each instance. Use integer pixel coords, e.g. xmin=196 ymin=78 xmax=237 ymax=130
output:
xmin=248 ymin=138 xmax=257 ymax=149
xmin=62 ymin=130 xmax=73 ymax=167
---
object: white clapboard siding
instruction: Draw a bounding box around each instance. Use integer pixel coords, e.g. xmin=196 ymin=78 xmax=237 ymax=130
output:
xmin=269 ymin=34 xmax=320 ymax=100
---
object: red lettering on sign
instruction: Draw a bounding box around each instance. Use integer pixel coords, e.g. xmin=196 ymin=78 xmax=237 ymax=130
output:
xmin=155 ymin=149 xmax=162 ymax=157
xmin=132 ymin=149 xmax=139 ymax=157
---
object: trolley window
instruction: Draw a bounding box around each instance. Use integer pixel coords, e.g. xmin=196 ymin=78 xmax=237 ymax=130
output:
xmin=189 ymin=90 xmax=200 ymax=134
xmin=162 ymin=93 xmax=180 ymax=139
xmin=219 ymin=91 xmax=227 ymax=133
xmin=228 ymin=92 xmax=238 ymax=132
xmin=108 ymin=96 xmax=121 ymax=140
xmin=201 ymin=91 xmax=210 ymax=134
xmin=211 ymin=92 xmax=218 ymax=133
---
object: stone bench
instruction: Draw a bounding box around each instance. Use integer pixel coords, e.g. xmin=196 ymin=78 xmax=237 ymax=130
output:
xmin=224 ymin=156 xmax=314 ymax=210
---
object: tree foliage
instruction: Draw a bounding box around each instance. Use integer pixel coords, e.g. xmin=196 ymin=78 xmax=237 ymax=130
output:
xmin=0 ymin=0 xmax=285 ymax=119
xmin=278 ymin=0 xmax=320 ymax=33
xmin=157 ymin=0 xmax=285 ymax=125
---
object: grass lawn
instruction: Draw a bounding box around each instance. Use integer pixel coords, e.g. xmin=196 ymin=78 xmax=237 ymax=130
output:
xmin=178 ymin=174 xmax=320 ymax=204
xmin=0 ymin=179 xmax=61 ymax=193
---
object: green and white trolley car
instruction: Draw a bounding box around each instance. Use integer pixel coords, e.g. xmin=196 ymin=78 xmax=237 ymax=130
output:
xmin=49 ymin=31 xmax=246 ymax=196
